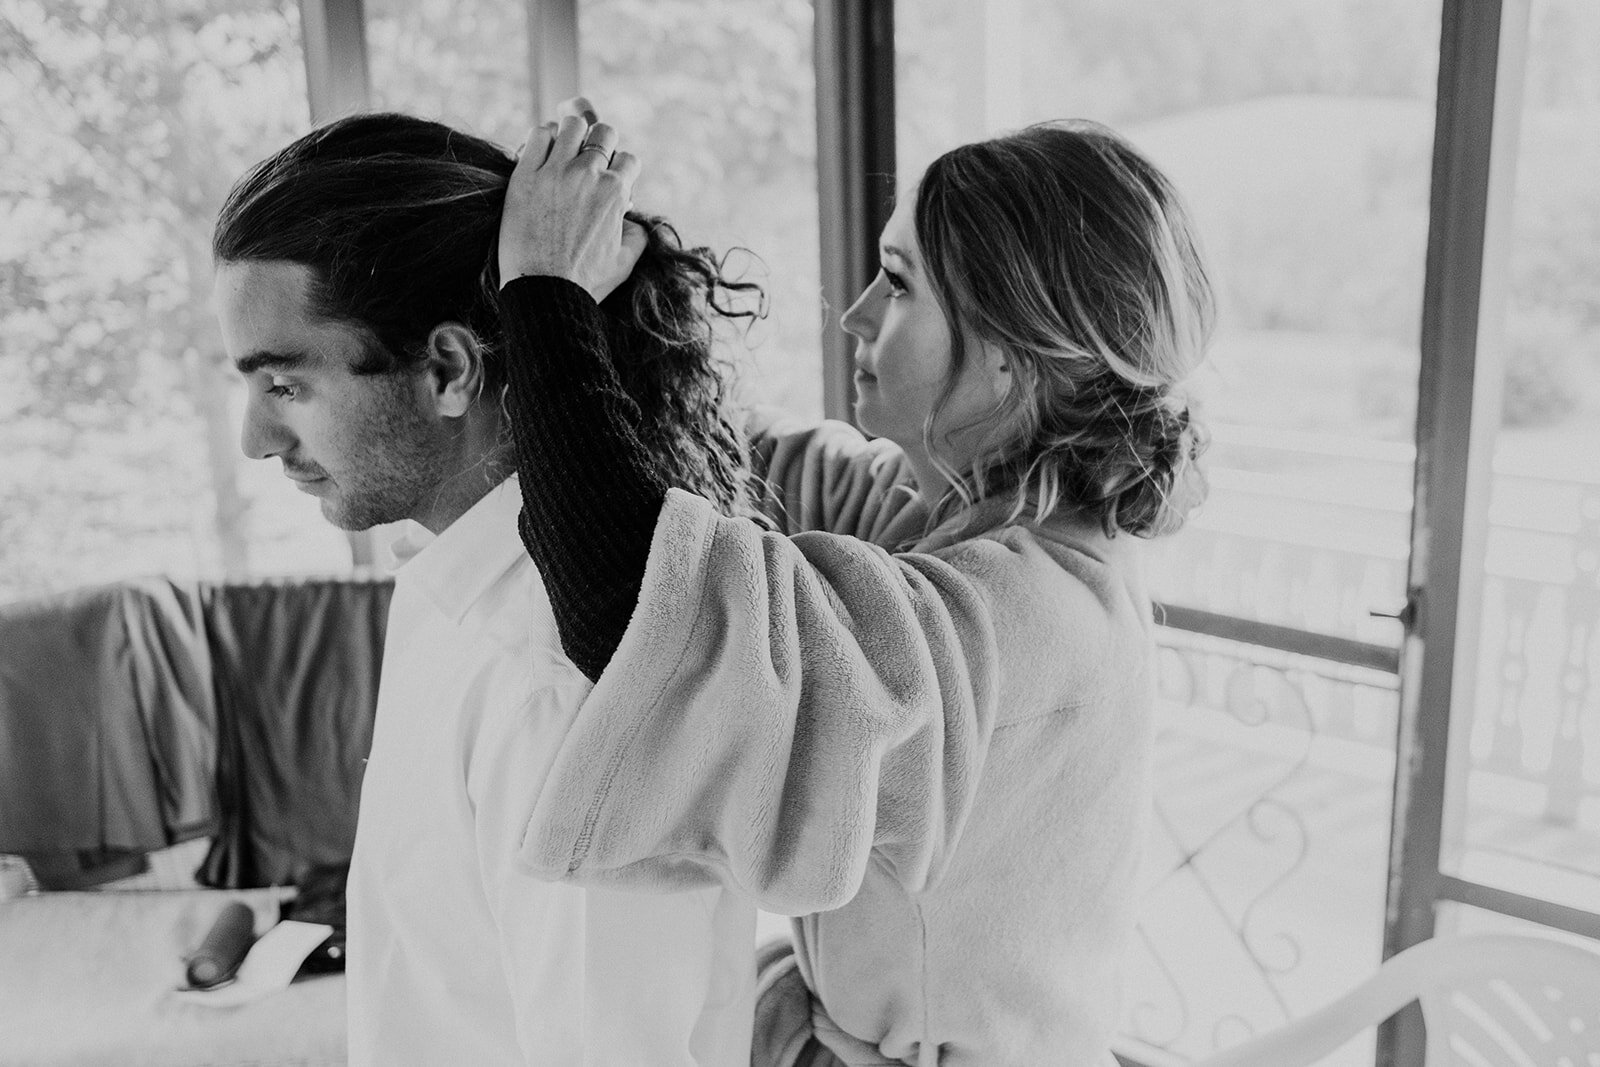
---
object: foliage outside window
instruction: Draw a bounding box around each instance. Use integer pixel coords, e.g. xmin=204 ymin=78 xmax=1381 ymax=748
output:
xmin=1 ymin=0 xmax=352 ymax=603
xmin=363 ymin=0 xmax=531 ymax=149
xmin=578 ymin=0 xmax=824 ymax=420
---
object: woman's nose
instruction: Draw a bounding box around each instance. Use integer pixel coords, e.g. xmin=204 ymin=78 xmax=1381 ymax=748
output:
xmin=840 ymin=276 xmax=881 ymax=341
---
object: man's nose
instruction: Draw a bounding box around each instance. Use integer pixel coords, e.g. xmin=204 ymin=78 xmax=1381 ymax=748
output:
xmin=840 ymin=277 xmax=881 ymax=342
xmin=240 ymin=397 xmax=292 ymax=460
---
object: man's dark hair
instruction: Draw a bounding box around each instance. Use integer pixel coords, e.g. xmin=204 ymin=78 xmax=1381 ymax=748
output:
xmin=213 ymin=111 xmax=761 ymax=516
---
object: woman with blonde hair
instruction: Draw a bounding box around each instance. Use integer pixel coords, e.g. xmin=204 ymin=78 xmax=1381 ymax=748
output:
xmin=494 ymin=115 xmax=1214 ymax=1065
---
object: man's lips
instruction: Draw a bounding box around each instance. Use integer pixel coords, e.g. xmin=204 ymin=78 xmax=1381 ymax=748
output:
xmin=287 ymin=472 xmax=328 ymax=495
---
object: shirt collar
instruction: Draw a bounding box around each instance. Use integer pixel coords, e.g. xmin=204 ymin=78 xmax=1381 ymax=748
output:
xmin=387 ymin=475 xmax=528 ymax=624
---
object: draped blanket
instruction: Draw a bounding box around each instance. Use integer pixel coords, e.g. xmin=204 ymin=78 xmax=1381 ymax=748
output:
xmin=0 ymin=576 xmax=390 ymax=889
xmin=0 ymin=579 xmax=213 ymax=885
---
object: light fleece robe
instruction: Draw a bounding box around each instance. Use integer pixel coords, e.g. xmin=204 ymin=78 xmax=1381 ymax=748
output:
xmin=519 ymin=415 xmax=1155 ymax=1067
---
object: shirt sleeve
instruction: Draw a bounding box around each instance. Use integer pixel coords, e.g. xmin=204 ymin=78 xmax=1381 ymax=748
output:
xmin=498 ymin=275 xmax=669 ymax=682
xmin=496 ymin=279 xmax=924 ymax=681
xmin=467 ymin=683 xmax=587 ymax=1062
xmin=468 ymin=682 xmax=743 ymax=1065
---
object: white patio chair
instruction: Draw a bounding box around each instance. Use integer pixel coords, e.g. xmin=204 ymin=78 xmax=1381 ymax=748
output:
xmin=1196 ymin=933 xmax=1600 ymax=1067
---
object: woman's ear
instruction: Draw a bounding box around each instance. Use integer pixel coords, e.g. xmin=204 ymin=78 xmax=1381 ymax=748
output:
xmin=424 ymin=323 xmax=484 ymax=417
xmin=979 ymin=338 xmax=1013 ymax=399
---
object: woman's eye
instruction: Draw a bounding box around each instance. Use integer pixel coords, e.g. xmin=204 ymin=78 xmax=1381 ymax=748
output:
xmin=882 ymin=269 xmax=907 ymax=297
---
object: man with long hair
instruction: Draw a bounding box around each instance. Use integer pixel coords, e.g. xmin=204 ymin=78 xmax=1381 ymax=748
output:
xmin=212 ymin=112 xmax=759 ymax=1066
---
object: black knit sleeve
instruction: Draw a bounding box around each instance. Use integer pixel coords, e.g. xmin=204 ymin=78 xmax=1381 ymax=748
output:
xmin=497 ymin=275 xmax=671 ymax=681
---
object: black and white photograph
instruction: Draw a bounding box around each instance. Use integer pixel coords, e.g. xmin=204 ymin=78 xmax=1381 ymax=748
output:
xmin=1 ymin=2 xmax=1598 ymax=1065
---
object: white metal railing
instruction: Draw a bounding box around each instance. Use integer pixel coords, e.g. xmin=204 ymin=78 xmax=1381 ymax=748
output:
xmin=1153 ymin=429 xmax=1600 ymax=830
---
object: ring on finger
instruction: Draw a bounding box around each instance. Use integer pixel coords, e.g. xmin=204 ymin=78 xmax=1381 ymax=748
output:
xmin=578 ymin=141 xmax=612 ymax=156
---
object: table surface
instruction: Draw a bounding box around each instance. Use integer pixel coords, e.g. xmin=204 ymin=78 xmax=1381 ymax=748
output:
xmin=0 ymin=887 xmax=345 ymax=1067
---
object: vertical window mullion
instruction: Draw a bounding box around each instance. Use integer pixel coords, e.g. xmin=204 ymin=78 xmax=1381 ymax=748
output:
xmin=526 ymin=0 xmax=579 ymax=128
xmin=813 ymin=0 xmax=896 ymax=424
xmin=297 ymin=0 xmax=375 ymax=567
xmin=299 ymin=0 xmax=371 ymax=124
xmin=1383 ymin=1 xmax=1530 ymax=1062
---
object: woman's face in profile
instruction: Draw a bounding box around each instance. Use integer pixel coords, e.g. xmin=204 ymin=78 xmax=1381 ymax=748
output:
xmin=841 ymin=196 xmax=1009 ymax=473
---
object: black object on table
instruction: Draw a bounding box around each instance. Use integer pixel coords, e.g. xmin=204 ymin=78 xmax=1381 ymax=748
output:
xmin=184 ymin=900 xmax=256 ymax=989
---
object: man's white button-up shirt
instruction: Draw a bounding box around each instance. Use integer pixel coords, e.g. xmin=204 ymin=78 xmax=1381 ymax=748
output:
xmin=347 ymin=476 xmax=755 ymax=1066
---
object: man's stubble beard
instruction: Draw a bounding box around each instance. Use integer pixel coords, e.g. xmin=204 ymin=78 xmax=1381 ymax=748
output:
xmin=318 ymin=380 xmax=456 ymax=532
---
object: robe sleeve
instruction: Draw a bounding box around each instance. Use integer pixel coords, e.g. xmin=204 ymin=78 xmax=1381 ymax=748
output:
xmin=745 ymin=407 xmax=924 ymax=544
xmin=520 ymin=489 xmax=1040 ymax=915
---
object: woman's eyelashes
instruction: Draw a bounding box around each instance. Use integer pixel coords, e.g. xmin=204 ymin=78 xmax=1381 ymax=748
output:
xmin=881 ymin=268 xmax=907 ymax=297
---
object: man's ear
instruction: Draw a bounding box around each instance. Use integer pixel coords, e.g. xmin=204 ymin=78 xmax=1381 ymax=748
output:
xmin=423 ymin=323 xmax=485 ymax=417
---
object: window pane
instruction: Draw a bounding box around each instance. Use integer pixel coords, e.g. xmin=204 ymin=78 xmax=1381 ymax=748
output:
xmin=896 ymin=3 xmax=1442 ymax=1063
xmin=365 ymin=0 xmax=531 ymax=147
xmin=1136 ymin=634 xmax=1396 ymax=1065
xmin=577 ymin=0 xmax=823 ymax=419
xmin=0 ymin=0 xmax=351 ymax=603
xmin=897 ymin=0 xmax=1440 ymax=648
xmin=1450 ymin=0 xmax=1600 ymax=917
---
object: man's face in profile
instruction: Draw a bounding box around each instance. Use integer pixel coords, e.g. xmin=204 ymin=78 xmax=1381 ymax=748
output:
xmin=213 ymin=260 xmax=451 ymax=531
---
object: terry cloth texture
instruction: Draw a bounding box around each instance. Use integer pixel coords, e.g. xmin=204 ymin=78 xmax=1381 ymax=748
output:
xmin=508 ymin=400 xmax=1157 ymax=1065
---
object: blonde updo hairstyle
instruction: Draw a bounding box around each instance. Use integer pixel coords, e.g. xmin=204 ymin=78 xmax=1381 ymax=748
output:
xmin=915 ymin=119 xmax=1215 ymax=538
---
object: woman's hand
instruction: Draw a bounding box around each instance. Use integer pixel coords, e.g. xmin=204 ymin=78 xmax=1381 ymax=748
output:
xmin=498 ymin=115 xmax=647 ymax=302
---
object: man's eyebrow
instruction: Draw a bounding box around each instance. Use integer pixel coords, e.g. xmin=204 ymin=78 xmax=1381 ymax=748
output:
xmin=234 ymin=350 xmax=310 ymax=375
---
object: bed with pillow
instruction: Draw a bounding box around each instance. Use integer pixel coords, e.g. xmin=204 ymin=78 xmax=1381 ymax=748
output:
xmin=0 ymin=576 xmax=390 ymax=1067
